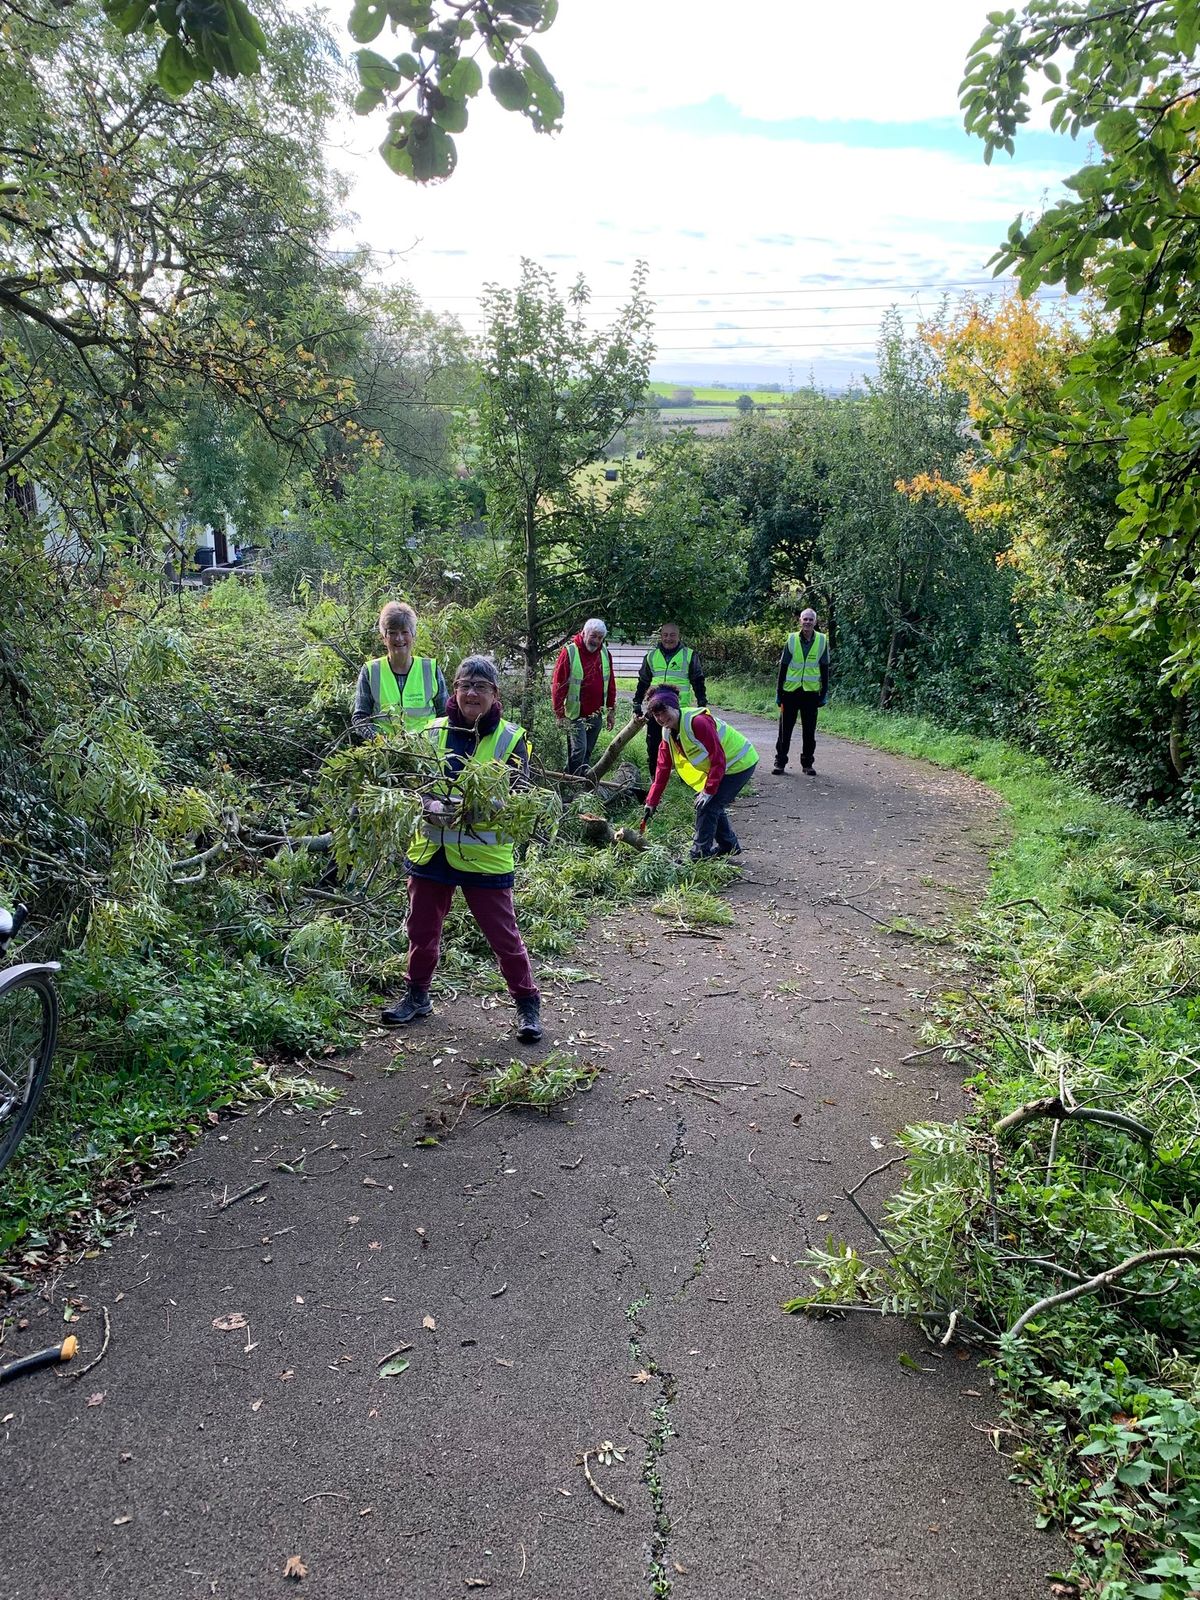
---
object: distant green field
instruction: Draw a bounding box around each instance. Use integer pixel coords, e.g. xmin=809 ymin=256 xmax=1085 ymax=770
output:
xmin=647 ymin=382 xmax=790 ymax=405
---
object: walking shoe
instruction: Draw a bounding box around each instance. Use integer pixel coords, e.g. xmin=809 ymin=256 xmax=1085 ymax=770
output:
xmin=713 ymin=841 xmax=743 ymax=858
xmin=802 ymin=763 xmax=815 ymax=776
xmin=771 ymin=763 xmax=785 ymax=775
xmin=515 ymin=996 xmax=543 ymax=1043
xmin=380 ymin=987 xmax=432 ymax=1025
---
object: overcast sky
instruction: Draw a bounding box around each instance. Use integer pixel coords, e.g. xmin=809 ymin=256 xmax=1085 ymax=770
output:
xmin=320 ymin=0 xmax=1082 ymax=386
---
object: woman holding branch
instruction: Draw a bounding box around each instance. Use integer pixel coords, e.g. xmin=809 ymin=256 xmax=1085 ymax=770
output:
xmin=382 ymin=655 xmax=543 ymax=1043
xmin=640 ymin=687 xmax=758 ymax=861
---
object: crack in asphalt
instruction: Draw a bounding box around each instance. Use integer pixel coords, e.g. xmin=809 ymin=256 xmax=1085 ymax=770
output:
xmin=624 ymin=1290 xmax=679 ymax=1599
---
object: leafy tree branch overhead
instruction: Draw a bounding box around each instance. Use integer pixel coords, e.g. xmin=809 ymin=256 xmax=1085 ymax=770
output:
xmin=100 ymin=0 xmax=564 ymax=180
xmin=960 ymin=1 xmax=1200 ymax=692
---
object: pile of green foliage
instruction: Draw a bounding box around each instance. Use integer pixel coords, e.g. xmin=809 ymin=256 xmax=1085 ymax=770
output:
xmin=784 ymin=708 xmax=1200 ymax=1597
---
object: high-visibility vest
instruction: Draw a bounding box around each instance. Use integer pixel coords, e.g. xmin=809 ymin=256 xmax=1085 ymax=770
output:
xmin=667 ymin=708 xmax=757 ymax=794
xmin=783 ymin=632 xmax=827 ymax=693
xmin=647 ymin=645 xmax=695 ymax=707
xmin=564 ymin=641 xmax=612 ymax=719
xmin=406 ymin=717 xmax=525 ymax=876
xmin=368 ymin=655 xmax=438 ymax=732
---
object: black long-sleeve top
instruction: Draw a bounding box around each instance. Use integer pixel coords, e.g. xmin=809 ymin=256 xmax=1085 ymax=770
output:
xmin=633 ymin=645 xmax=708 ymax=711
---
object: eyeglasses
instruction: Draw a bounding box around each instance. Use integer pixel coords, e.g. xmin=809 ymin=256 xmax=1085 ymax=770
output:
xmin=456 ymin=678 xmax=495 ymax=693
xmin=383 ymin=627 xmax=413 ymax=639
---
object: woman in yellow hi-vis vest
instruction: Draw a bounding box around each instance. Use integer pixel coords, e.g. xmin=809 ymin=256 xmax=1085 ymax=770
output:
xmin=640 ymin=687 xmax=759 ymax=861
xmin=353 ymin=601 xmax=447 ymax=741
xmin=381 ymin=655 xmax=542 ymax=1044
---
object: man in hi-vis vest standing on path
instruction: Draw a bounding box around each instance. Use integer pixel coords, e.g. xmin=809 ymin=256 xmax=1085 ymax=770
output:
xmin=552 ymin=617 xmax=616 ymax=775
xmin=353 ymin=601 xmax=447 ymax=741
xmin=773 ymin=608 xmax=830 ymax=776
xmin=633 ymin=622 xmax=708 ymax=778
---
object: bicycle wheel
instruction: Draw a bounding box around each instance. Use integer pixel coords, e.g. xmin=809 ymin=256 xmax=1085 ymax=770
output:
xmin=0 ymin=968 xmax=58 ymax=1177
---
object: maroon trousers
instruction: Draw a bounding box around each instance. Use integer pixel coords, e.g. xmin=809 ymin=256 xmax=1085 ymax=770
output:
xmin=406 ymin=877 xmax=538 ymax=1000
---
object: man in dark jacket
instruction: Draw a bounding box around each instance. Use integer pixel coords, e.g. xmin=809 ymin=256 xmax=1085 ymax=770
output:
xmin=633 ymin=623 xmax=708 ymax=777
xmin=773 ymin=609 xmax=830 ymax=776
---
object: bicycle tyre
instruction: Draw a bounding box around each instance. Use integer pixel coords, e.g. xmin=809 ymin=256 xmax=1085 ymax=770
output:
xmin=0 ymin=967 xmax=58 ymax=1177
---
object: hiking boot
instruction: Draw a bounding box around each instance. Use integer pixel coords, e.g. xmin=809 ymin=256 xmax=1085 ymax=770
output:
xmin=515 ymin=996 xmax=543 ymax=1043
xmin=713 ymin=840 xmax=742 ymax=858
xmin=771 ymin=763 xmax=785 ymax=775
xmin=802 ymin=763 xmax=815 ymax=777
xmin=380 ymin=987 xmax=432 ymax=1026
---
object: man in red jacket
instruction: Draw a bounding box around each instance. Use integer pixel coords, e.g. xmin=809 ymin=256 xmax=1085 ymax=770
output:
xmin=551 ymin=618 xmax=616 ymax=774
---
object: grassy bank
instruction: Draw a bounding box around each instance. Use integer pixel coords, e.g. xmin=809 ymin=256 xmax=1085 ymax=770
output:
xmin=708 ymin=680 xmax=1200 ymax=1598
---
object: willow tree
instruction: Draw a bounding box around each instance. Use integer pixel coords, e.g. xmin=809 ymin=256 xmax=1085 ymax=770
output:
xmin=472 ymin=261 xmax=654 ymax=723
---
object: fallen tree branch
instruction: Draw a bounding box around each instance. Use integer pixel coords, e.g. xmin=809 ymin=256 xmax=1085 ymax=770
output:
xmin=587 ymin=714 xmax=647 ymax=782
xmin=1008 ymin=1247 xmax=1200 ymax=1339
xmin=993 ymin=1095 xmax=1155 ymax=1153
xmin=581 ymin=1451 xmax=624 ymax=1514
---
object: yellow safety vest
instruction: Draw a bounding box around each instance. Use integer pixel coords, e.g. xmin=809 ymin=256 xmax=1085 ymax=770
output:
xmin=367 ymin=655 xmax=438 ymax=732
xmin=667 ymin=708 xmax=758 ymax=794
xmin=647 ymin=645 xmax=695 ymax=707
xmin=564 ymin=641 xmax=612 ymax=719
xmin=783 ymin=632 xmax=827 ymax=693
xmin=406 ymin=717 xmax=525 ymax=876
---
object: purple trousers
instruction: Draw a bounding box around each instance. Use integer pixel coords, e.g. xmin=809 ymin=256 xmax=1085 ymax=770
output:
xmin=406 ymin=877 xmax=538 ymax=1000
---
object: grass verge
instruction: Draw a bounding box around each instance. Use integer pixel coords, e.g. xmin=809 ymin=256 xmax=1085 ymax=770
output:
xmin=709 ymin=683 xmax=1200 ymax=1598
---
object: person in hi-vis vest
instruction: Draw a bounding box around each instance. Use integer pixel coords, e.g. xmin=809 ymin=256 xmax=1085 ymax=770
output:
xmin=773 ymin=608 xmax=829 ymax=776
xmin=381 ymin=655 xmax=543 ymax=1044
xmin=551 ymin=617 xmax=616 ymax=775
xmin=633 ymin=622 xmax=708 ymax=778
xmin=640 ymin=687 xmax=759 ymax=861
xmin=353 ymin=601 xmax=447 ymax=741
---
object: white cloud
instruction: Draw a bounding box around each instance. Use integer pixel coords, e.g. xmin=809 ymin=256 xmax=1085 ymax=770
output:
xmin=315 ymin=0 xmax=1077 ymax=376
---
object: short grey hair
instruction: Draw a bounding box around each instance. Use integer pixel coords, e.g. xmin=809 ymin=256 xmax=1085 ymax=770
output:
xmin=453 ymin=654 xmax=500 ymax=687
xmin=800 ymin=608 xmax=818 ymax=623
xmin=583 ymin=618 xmax=608 ymax=637
xmin=380 ymin=600 xmax=417 ymax=632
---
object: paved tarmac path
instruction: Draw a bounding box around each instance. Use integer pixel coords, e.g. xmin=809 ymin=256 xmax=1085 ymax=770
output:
xmin=4 ymin=713 xmax=1055 ymax=1599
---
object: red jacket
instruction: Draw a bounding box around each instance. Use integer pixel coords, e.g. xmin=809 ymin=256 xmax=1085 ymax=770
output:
xmin=551 ymin=634 xmax=616 ymax=719
xmin=647 ymin=712 xmax=725 ymax=806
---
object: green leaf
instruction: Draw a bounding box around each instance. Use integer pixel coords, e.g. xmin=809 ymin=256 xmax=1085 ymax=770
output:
xmin=348 ymin=0 xmax=387 ymax=44
xmin=227 ymin=0 xmax=266 ymax=51
xmin=156 ymin=35 xmax=199 ymax=97
xmin=489 ymin=63 xmax=530 ymax=112
xmin=355 ymin=86 xmax=385 ymax=115
xmin=407 ymin=117 xmax=456 ymax=182
xmin=432 ymin=96 xmax=468 ymax=133
xmin=377 ymin=1355 xmax=411 ymax=1377
xmin=443 ymin=56 xmax=482 ymax=98
xmin=357 ymin=49 xmax=402 ymax=92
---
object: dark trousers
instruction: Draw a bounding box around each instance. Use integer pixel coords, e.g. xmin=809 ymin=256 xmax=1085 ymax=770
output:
xmin=566 ymin=713 xmax=601 ymax=775
xmin=406 ymin=877 xmax=538 ymax=1000
xmin=693 ymin=763 xmax=756 ymax=858
xmin=645 ymin=716 xmax=663 ymax=781
xmin=776 ymin=691 xmax=821 ymax=769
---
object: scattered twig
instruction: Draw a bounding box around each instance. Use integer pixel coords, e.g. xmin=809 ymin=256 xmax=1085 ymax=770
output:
xmin=682 ymin=1069 xmax=761 ymax=1089
xmin=1009 ymin=1247 xmax=1200 ymax=1339
xmin=518 ymin=1542 xmax=527 ymax=1581
xmin=69 ymin=1305 xmax=111 ymax=1382
xmin=214 ymin=1179 xmax=269 ymax=1212
xmin=901 ymin=1041 xmax=977 ymax=1064
xmin=845 ymin=1155 xmax=907 ymax=1199
xmin=581 ymin=1450 xmax=624 ymax=1514
xmin=994 ymin=897 xmax=1051 ymax=918
xmin=300 ymin=1492 xmax=351 ymax=1504
xmin=775 ymin=1083 xmax=806 ymax=1101
xmin=491 ymin=1283 xmax=508 ymax=1299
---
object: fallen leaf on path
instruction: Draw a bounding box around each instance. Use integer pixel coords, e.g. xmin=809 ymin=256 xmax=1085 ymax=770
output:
xmin=279 ymin=1369 xmax=294 ymax=1381
xmin=869 ymin=1136 xmax=885 ymax=1150
xmin=422 ymin=1315 xmax=436 ymax=1330
xmin=630 ymin=1370 xmax=652 ymax=1384
xmin=464 ymin=1581 xmax=491 ymax=1590
xmin=113 ymin=1515 xmax=132 ymax=1526
xmin=674 ymin=1563 xmax=688 ymax=1575
xmin=251 ymin=1399 xmax=263 ymax=1412
xmin=495 ymin=1358 xmax=513 ymax=1368
xmin=378 ymin=1356 xmax=410 ymax=1378
xmin=816 ymin=1213 xmax=830 ymax=1223
xmin=960 ymin=1388 xmax=982 ymax=1398
xmin=212 ymin=1313 xmax=249 ymax=1332
xmin=283 ymin=1556 xmax=307 ymax=1581
xmin=86 ymin=1391 xmax=106 ymax=1408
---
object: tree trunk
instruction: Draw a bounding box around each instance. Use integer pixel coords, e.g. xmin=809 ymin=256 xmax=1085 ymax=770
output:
xmin=521 ymin=498 xmax=540 ymax=729
xmin=1169 ymin=695 xmax=1189 ymax=780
